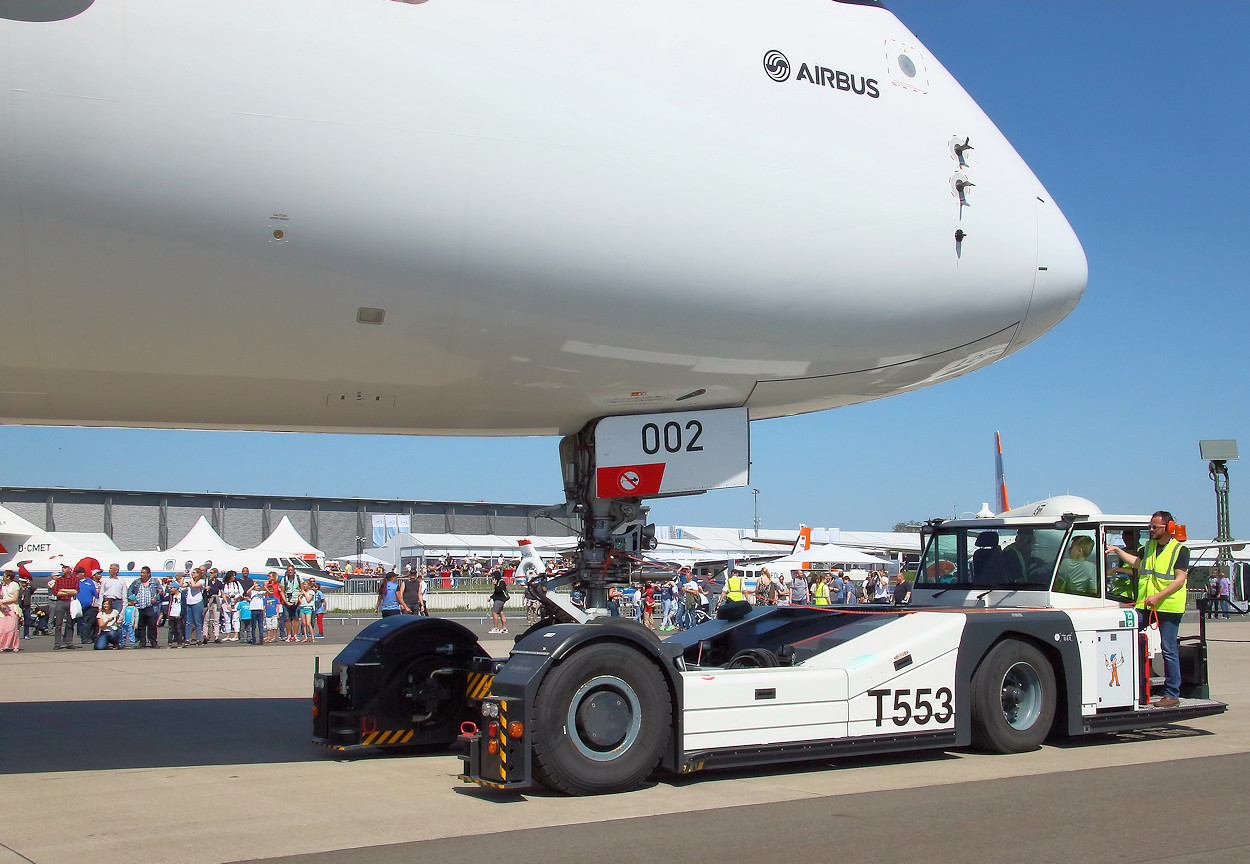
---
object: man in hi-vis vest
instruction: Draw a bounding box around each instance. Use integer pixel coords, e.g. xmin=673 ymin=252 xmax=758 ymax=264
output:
xmin=1106 ymin=510 xmax=1190 ymax=708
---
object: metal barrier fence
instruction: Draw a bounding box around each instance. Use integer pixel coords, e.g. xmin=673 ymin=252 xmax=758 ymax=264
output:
xmin=325 ymin=592 xmax=495 ymax=613
xmin=335 ymin=576 xmax=500 ymax=594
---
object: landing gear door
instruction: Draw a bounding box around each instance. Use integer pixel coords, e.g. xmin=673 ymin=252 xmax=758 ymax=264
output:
xmin=594 ymin=408 xmax=749 ymax=498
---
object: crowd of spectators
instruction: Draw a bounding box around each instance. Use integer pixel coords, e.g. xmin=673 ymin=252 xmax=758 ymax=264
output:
xmin=3 ymin=553 xmax=912 ymax=655
xmin=607 ymin=565 xmax=909 ymax=631
xmin=5 ymin=561 xmax=329 ymax=650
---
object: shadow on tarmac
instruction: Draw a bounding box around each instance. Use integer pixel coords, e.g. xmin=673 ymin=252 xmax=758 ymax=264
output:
xmin=1046 ymin=724 xmax=1214 ymax=749
xmin=0 ymin=697 xmax=318 ymax=774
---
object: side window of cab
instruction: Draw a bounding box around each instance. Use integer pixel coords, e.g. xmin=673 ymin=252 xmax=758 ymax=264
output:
xmin=1053 ymin=529 xmax=1099 ymax=597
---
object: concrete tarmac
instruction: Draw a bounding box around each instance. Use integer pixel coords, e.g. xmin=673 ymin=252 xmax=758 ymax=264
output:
xmin=2 ymin=617 xmax=1248 ymax=864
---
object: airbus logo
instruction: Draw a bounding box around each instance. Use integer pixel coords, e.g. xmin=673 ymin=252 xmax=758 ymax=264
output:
xmin=763 ymin=50 xmax=791 ymax=82
xmin=763 ymin=50 xmax=879 ymax=99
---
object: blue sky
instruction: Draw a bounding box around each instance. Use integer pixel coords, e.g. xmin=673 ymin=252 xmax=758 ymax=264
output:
xmin=3 ymin=1 xmax=1247 ymax=544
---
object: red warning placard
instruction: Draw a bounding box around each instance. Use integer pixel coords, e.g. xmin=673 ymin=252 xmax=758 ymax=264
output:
xmin=595 ymin=463 xmax=666 ymax=497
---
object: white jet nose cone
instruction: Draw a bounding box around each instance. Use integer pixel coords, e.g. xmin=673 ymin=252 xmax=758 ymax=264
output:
xmin=1013 ymin=191 xmax=1087 ymax=352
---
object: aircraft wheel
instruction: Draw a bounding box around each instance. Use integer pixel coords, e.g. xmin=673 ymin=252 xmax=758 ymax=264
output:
xmin=970 ymin=639 xmax=1056 ymax=753
xmin=532 ymin=643 xmax=671 ymax=794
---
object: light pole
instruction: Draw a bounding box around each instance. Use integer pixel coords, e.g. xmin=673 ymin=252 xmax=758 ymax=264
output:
xmin=752 ymin=489 xmax=760 ymax=536
xmin=1200 ymin=440 xmax=1239 ymax=601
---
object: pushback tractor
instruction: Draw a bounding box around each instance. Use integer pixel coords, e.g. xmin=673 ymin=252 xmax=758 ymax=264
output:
xmin=312 ymin=506 xmax=1226 ymax=794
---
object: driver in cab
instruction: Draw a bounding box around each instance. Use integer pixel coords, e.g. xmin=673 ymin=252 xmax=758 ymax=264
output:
xmin=999 ymin=529 xmax=1043 ymax=584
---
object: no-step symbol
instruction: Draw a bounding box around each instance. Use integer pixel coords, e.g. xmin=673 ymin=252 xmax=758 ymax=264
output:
xmin=619 ymin=470 xmax=641 ymax=492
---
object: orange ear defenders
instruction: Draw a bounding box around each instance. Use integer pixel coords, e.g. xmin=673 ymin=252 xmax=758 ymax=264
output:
xmin=1165 ymin=520 xmax=1187 ymax=542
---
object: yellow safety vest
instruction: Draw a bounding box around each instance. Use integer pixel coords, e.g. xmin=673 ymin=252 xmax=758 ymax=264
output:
xmin=1138 ymin=538 xmax=1187 ymax=614
xmin=725 ymin=574 xmax=745 ymax=602
xmin=812 ymin=581 xmax=829 ymax=605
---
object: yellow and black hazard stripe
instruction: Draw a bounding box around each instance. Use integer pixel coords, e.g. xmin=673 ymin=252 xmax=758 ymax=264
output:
xmin=362 ymin=729 xmax=416 ymax=746
xmin=466 ymin=671 xmax=494 ymax=700
xmin=497 ymin=699 xmax=511 ymax=776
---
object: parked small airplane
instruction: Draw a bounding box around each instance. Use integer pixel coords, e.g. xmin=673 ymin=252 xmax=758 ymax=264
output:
xmin=0 ymin=506 xmax=339 ymax=586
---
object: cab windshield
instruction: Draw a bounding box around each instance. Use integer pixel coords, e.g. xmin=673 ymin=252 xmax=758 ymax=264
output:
xmin=917 ymin=525 xmax=1067 ymax=590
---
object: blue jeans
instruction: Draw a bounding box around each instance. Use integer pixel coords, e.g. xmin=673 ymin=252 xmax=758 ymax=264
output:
xmin=1155 ymin=611 xmax=1183 ymax=699
xmin=679 ymin=604 xmax=695 ymax=630
xmin=184 ymin=603 xmax=204 ymax=643
xmin=95 ymin=630 xmax=121 ymax=650
xmin=250 ymin=616 xmax=264 ymax=644
xmin=77 ymin=609 xmax=98 ymax=644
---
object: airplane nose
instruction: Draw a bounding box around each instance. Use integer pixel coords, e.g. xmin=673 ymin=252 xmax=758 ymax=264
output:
xmin=1011 ymin=190 xmax=1087 ymax=352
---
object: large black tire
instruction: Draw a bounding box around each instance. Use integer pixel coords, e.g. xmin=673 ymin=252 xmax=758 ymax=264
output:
xmin=970 ymin=639 xmax=1056 ymax=753
xmin=531 ymin=642 xmax=672 ymax=795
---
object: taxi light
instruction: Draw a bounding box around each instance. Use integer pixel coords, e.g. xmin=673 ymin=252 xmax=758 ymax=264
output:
xmin=488 ymin=722 xmax=499 ymax=738
xmin=508 ymin=721 xmax=524 ymax=738
xmin=487 ymin=739 xmax=499 ymax=754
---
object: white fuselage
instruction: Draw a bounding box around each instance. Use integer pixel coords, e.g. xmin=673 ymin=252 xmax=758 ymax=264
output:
xmin=0 ymin=1 xmax=1086 ymax=436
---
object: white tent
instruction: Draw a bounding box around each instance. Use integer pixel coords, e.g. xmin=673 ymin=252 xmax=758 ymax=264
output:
xmin=256 ymin=516 xmax=324 ymax=557
xmin=383 ymin=533 xmax=578 ymax=563
xmin=169 ymin=516 xmax=238 ymax=552
xmin=333 ymin=553 xmax=390 ymax=567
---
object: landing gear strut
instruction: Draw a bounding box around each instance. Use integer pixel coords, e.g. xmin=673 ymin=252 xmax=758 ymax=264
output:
xmin=558 ymin=419 xmax=656 ymax=614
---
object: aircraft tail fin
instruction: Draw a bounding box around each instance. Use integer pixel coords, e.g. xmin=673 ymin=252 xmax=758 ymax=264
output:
xmin=790 ymin=525 xmax=812 ymax=556
xmin=516 ymin=539 xmax=546 ymax=579
xmin=995 ymin=431 xmax=1010 ymax=514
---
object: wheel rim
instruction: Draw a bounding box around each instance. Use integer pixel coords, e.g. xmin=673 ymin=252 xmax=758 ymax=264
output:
xmin=999 ymin=661 xmax=1043 ymax=730
xmin=566 ymin=675 xmax=642 ymax=761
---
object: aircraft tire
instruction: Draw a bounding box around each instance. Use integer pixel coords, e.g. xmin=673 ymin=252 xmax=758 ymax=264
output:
xmin=970 ymin=639 xmax=1056 ymax=753
xmin=532 ymin=642 xmax=671 ymax=795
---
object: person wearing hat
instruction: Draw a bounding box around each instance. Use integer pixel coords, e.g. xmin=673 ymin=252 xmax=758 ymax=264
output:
xmin=50 ymin=564 xmax=81 ymax=650
xmin=16 ymin=566 xmax=34 ymax=639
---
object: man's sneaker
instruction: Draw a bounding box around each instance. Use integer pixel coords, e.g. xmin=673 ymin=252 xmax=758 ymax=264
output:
xmin=1153 ymin=696 xmax=1180 ymax=708
xmin=488 ymin=628 xmax=500 ymax=634
xmin=500 ymin=628 xmax=508 ymax=634
xmin=315 ymin=634 xmax=325 ymax=639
